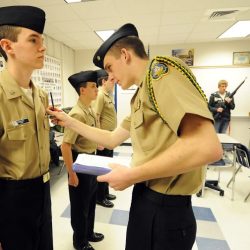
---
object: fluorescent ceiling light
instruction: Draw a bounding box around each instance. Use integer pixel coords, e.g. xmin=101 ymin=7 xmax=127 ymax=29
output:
xmin=64 ymin=0 xmax=81 ymax=3
xmin=95 ymin=30 xmax=115 ymax=41
xmin=219 ymin=20 xmax=250 ymax=38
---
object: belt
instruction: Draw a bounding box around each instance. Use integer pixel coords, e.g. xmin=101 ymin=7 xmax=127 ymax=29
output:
xmin=135 ymin=183 xmax=191 ymax=207
xmin=0 ymin=172 xmax=50 ymax=186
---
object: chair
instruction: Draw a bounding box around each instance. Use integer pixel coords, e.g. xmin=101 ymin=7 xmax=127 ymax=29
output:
xmin=205 ymin=159 xmax=226 ymax=196
xmin=197 ymin=142 xmax=236 ymax=198
xmin=197 ymin=159 xmax=226 ymax=197
xmin=227 ymin=144 xmax=250 ymax=202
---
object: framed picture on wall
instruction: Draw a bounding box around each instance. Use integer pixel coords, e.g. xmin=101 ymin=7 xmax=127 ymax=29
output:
xmin=233 ymin=51 xmax=250 ymax=65
xmin=172 ymin=48 xmax=194 ymax=66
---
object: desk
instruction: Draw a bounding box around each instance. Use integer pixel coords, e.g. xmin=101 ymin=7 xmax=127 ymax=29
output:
xmin=217 ymin=133 xmax=240 ymax=200
xmin=217 ymin=133 xmax=240 ymax=145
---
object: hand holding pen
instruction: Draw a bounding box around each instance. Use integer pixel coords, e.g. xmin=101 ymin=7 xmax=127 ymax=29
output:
xmin=49 ymin=92 xmax=55 ymax=110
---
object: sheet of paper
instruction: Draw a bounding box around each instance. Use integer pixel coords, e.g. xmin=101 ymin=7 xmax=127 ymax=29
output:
xmin=73 ymin=153 xmax=131 ymax=176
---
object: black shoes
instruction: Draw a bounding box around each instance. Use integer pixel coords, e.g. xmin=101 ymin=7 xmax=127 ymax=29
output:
xmin=106 ymin=193 xmax=116 ymax=200
xmin=88 ymin=232 xmax=104 ymax=242
xmin=73 ymin=242 xmax=95 ymax=250
xmin=96 ymin=198 xmax=114 ymax=208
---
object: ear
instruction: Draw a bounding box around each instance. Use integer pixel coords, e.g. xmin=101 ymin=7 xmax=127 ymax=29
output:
xmin=120 ymin=48 xmax=131 ymax=64
xmin=79 ymin=86 xmax=85 ymax=95
xmin=0 ymin=39 xmax=14 ymax=57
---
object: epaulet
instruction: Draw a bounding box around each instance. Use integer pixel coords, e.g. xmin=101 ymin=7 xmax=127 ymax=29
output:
xmin=146 ymin=56 xmax=208 ymax=124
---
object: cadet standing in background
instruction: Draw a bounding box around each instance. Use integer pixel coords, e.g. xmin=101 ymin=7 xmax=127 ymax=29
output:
xmin=208 ymin=79 xmax=235 ymax=133
xmin=0 ymin=5 xmax=53 ymax=250
xmin=61 ymin=71 xmax=104 ymax=250
xmin=93 ymin=69 xmax=117 ymax=208
xmin=47 ymin=23 xmax=223 ymax=250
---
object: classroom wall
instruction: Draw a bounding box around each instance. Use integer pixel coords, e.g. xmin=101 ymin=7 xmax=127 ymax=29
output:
xmin=74 ymin=40 xmax=250 ymax=147
xmin=74 ymin=49 xmax=97 ymax=72
xmin=44 ymin=34 xmax=77 ymax=108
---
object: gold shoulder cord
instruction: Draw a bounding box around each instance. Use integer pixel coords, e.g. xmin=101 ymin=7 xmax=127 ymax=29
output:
xmin=146 ymin=56 xmax=208 ymax=124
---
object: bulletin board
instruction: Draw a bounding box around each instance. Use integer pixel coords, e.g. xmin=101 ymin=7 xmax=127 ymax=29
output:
xmin=32 ymin=55 xmax=62 ymax=107
xmin=191 ymin=66 xmax=250 ymax=117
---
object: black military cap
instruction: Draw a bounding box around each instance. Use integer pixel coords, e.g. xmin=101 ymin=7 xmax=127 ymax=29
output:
xmin=96 ymin=69 xmax=108 ymax=79
xmin=0 ymin=5 xmax=46 ymax=34
xmin=68 ymin=70 xmax=97 ymax=90
xmin=93 ymin=23 xmax=138 ymax=69
xmin=96 ymin=69 xmax=108 ymax=86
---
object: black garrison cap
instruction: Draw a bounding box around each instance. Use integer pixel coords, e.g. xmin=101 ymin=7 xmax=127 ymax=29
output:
xmin=0 ymin=5 xmax=46 ymax=34
xmin=96 ymin=69 xmax=108 ymax=79
xmin=68 ymin=70 xmax=98 ymax=90
xmin=96 ymin=69 xmax=108 ymax=86
xmin=93 ymin=23 xmax=138 ymax=69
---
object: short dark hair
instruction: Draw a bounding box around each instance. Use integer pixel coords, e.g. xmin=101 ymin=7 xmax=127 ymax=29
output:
xmin=75 ymin=82 xmax=87 ymax=96
xmin=0 ymin=25 xmax=21 ymax=61
xmin=97 ymin=76 xmax=108 ymax=86
xmin=109 ymin=36 xmax=148 ymax=60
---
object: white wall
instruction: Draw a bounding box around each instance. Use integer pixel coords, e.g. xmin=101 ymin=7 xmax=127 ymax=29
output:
xmin=74 ymin=49 xmax=97 ymax=72
xmin=44 ymin=34 xmax=77 ymax=108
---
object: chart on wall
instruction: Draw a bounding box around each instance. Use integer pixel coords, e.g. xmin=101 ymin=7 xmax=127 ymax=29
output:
xmin=32 ymin=55 xmax=62 ymax=107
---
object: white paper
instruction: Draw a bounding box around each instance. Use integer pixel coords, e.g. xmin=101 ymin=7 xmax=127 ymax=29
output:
xmin=73 ymin=153 xmax=131 ymax=176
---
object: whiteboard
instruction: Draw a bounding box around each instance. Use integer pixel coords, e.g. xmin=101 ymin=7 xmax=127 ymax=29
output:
xmin=191 ymin=66 xmax=250 ymax=116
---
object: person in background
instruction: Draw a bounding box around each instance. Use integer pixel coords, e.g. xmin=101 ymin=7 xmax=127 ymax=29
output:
xmin=92 ymin=69 xmax=117 ymax=208
xmin=208 ymin=79 xmax=235 ymax=133
xmin=61 ymin=71 xmax=104 ymax=250
xmin=47 ymin=23 xmax=223 ymax=250
xmin=0 ymin=5 xmax=53 ymax=250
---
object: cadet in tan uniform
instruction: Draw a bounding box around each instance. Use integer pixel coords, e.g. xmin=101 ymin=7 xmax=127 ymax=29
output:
xmin=47 ymin=24 xmax=223 ymax=250
xmin=93 ymin=69 xmax=117 ymax=208
xmin=61 ymin=71 xmax=104 ymax=250
xmin=0 ymin=5 xmax=53 ymax=250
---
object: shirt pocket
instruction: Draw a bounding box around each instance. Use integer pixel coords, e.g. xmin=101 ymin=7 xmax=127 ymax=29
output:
xmin=132 ymin=108 xmax=154 ymax=151
xmin=7 ymin=123 xmax=34 ymax=141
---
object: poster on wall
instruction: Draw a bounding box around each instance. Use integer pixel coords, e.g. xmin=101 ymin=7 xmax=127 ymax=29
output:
xmin=0 ymin=55 xmax=5 ymax=72
xmin=172 ymin=48 xmax=194 ymax=66
xmin=32 ymin=55 xmax=62 ymax=107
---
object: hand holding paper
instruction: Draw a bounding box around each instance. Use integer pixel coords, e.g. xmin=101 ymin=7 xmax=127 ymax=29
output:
xmin=97 ymin=162 xmax=134 ymax=191
xmin=73 ymin=153 xmax=130 ymax=176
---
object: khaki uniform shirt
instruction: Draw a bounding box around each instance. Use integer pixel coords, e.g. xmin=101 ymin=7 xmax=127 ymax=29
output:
xmin=92 ymin=88 xmax=117 ymax=131
xmin=121 ymin=56 xmax=213 ymax=195
xmin=63 ymin=99 xmax=97 ymax=153
xmin=0 ymin=69 xmax=50 ymax=180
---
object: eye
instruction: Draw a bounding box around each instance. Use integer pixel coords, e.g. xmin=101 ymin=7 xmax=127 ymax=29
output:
xmin=106 ymin=65 xmax=112 ymax=73
xmin=30 ymin=38 xmax=37 ymax=43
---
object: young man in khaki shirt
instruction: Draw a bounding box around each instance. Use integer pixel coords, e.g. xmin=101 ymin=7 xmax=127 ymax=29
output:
xmin=61 ymin=71 xmax=104 ymax=250
xmin=92 ymin=69 xmax=117 ymax=208
xmin=48 ymin=24 xmax=223 ymax=250
xmin=0 ymin=5 xmax=53 ymax=250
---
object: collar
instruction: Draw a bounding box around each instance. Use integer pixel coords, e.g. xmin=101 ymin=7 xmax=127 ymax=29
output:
xmin=0 ymin=69 xmax=39 ymax=100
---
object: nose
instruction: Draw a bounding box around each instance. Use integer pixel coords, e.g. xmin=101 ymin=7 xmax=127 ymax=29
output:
xmin=40 ymin=43 xmax=46 ymax=52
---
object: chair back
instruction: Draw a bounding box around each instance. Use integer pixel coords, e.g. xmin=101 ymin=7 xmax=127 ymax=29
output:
xmin=236 ymin=144 xmax=250 ymax=169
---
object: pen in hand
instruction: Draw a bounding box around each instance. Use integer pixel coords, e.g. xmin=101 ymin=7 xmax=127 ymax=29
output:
xmin=50 ymin=92 xmax=54 ymax=110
